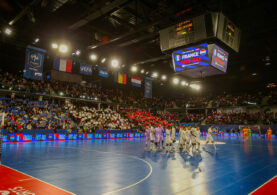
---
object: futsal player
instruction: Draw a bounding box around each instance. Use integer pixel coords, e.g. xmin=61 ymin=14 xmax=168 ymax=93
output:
xmin=191 ymin=124 xmax=198 ymax=153
xmin=171 ymin=123 xmax=176 ymax=143
xmin=177 ymin=126 xmax=185 ymax=152
xmin=205 ymin=125 xmax=216 ymax=150
xmin=242 ymin=127 xmax=249 ymax=140
xmin=184 ymin=125 xmax=192 ymax=153
xmin=196 ymin=126 xmax=201 ymax=152
xmin=158 ymin=124 xmax=165 ymax=150
xmin=150 ymin=125 xmax=156 ymax=151
xmin=144 ymin=124 xmax=151 ymax=150
xmin=165 ymin=124 xmax=173 ymax=153
xmin=267 ymin=127 xmax=272 ymax=140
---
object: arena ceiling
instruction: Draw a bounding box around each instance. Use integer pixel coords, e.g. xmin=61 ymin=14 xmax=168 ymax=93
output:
xmin=0 ymin=0 xmax=276 ymax=94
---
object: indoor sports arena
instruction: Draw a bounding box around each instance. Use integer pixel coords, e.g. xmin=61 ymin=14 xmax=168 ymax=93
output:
xmin=0 ymin=0 xmax=277 ymax=194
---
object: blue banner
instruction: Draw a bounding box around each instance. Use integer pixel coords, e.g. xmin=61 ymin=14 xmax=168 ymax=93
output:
xmin=98 ymin=67 xmax=109 ymax=78
xmin=24 ymin=45 xmax=46 ymax=80
xmin=80 ymin=63 xmax=92 ymax=75
xmin=144 ymin=77 xmax=152 ymax=98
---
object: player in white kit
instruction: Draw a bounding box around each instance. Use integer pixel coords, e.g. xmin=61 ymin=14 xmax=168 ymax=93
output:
xmin=171 ymin=124 xmax=176 ymax=143
xmin=177 ymin=126 xmax=185 ymax=152
xmin=190 ymin=124 xmax=198 ymax=153
xmin=205 ymin=125 xmax=216 ymax=150
xmin=150 ymin=125 xmax=156 ymax=151
xmin=196 ymin=126 xmax=201 ymax=152
xmin=165 ymin=124 xmax=173 ymax=153
xmin=184 ymin=126 xmax=191 ymax=153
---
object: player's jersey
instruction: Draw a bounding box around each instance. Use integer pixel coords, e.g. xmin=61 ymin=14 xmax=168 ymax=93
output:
xmin=145 ymin=128 xmax=150 ymax=137
xmin=166 ymin=128 xmax=171 ymax=136
xmin=191 ymin=128 xmax=197 ymax=140
xmin=208 ymin=128 xmax=214 ymax=135
xmin=165 ymin=128 xmax=172 ymax=144
xmin=171 ymin=127 xmax=176 ymax=140
xmin=184 ymin=129 xmax=190 ymax=138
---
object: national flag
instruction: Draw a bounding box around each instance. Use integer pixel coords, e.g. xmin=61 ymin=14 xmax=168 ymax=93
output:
xmin=131 ymin=76 xmax=142 ymax=87
xmin=115 ymin=72 xmax=127 ymax=84
xmin=53 ymin=57 xmax=72 ymax=73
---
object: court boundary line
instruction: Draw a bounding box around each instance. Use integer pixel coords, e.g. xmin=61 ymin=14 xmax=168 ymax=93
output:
xmin=1 ymin=165 xmax=76 ymax=195
xmin=47 ymin=146 xmax=153 ymax=195
xmin=248 ymin=175 xmax=277 ymax=195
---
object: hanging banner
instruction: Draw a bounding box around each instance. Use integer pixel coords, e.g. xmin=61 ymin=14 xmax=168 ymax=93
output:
xmin=98 ymin=67 xmax=109 ymax=78
xmin=144 ymin=77 xmax=152 ymax=98
xmin=115 ymin=72 xmax=127 ymax=84
xmin=80 ymin=63 xmax=92 ymax=75
xmin=131 ymin=76 xmax=142 ymax=87
xmin=53 ymin=57 xmax=72 ymax=73
xmin=24 ymin=45 xmax=46 ymax=80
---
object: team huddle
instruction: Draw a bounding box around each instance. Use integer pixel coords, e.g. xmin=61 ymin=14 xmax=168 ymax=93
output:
xmin=145 ymin=124 xmax=217 ymax=153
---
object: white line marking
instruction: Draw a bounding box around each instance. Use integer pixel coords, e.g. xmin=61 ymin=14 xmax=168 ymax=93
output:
xmin=1 ymin=165 xmax=76 ymax=195
xmin=248 ymin=175 xmax=277 ymax=195
xmin=47 ymin=146 xmax=153 ymax=195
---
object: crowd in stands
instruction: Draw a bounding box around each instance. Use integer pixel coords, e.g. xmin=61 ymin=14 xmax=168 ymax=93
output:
xmin=0 ymin=97 xmax=76 ymax=132
xmin=65 ymin=102 xmax=133 ymax=131
xmin=1 ymin=71 xmax=276 ymax=109
xmin=1 ymin=69 xmax=277 ymax=131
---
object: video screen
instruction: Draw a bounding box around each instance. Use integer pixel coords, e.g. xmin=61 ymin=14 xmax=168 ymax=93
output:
xmin=210 ymin=44 xmax=229 ymax=72
xmin=172 ymin=43 xmax=210 ymax=72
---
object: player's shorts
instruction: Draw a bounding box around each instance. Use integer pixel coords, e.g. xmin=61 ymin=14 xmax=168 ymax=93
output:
xmin=165 ymin=136 xmax=171 ymax=144
xmin=206 ymin=135 xmax=213 ymax=142
xmin=145 ymin=136 xmax=150 ymax=142
xmin=191 ymin=137 xmax=197 ymax=144
xmin=179 ymin=137 xmax=185 ymax=144
xmin=158 ymin=134 xmax=164 ymax=141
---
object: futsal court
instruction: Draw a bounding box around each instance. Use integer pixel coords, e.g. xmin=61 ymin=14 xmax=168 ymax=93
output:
xmin=1 ymin=136 xmax=277 ymax=195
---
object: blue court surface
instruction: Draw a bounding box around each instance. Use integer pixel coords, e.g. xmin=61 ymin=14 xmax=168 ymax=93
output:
xmin=2 ymin=137 xmax=277 ymax=195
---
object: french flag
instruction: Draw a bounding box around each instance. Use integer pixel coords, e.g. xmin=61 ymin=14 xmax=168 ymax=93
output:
xmin=53 ymin=57 xmax=72 ymax=73
xmin=131 ymin=76 xmax=142 ymax=87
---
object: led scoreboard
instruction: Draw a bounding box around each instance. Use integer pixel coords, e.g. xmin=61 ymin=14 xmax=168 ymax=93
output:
xmin=172 ymin=43 xmax=229 ymax=78
xmin=160 ymin=12 xmax=240 ymax=53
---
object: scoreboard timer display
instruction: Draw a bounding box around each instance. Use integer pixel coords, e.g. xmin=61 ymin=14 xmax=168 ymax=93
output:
xmin=160 ymin=12 xmax=241 ymax=53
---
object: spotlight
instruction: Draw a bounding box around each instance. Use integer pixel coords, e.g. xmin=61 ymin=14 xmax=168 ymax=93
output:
xmin=141 ymin=69 xmax=145 ymax=74
xmin=181 ymin=81 xmax=187 ymax=86
xmin=59 ymin=44 xmax=68 ymax=53
xmin=152 ymin=72 xmax=158 ymax=78
xmin=52 ymin=43 xmax=58 ymax=49
xmin=131 ymin=66 xmax=137 ymax=72
xmin=59 ymin=92 xmax=64 ymax=96
xmin=190 ymin=84 xmax=201 ymax=90
xmin=111 ymin=59 xmax=119 ymax=68
xmin=161 ymin=75 xmax=167 ymax=80
xmin=146 ymin=71 xmax=149 ymax=75
xmin=252 ymin=73 xmax=257 ymax=76
xmin=101 ymin=58 xmax=106 ymax=63
xmin=90 ymin=54 xmax=97 ymax=61
xmin=4 ymin=27 xmax=12 ymax=35
xmin=75 ymin=50 xmax=81 ymax=56
xmin=34 ymin=38 xmax=39 ymax=43
xmin=173 ymin=78 xmax=179 ymax=84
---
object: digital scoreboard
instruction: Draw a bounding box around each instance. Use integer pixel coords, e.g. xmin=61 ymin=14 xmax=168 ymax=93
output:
xmin=172 ymin=43 xmax=229 ymax=78
xmin=160 ymin=12 xmax=241 ymax=53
